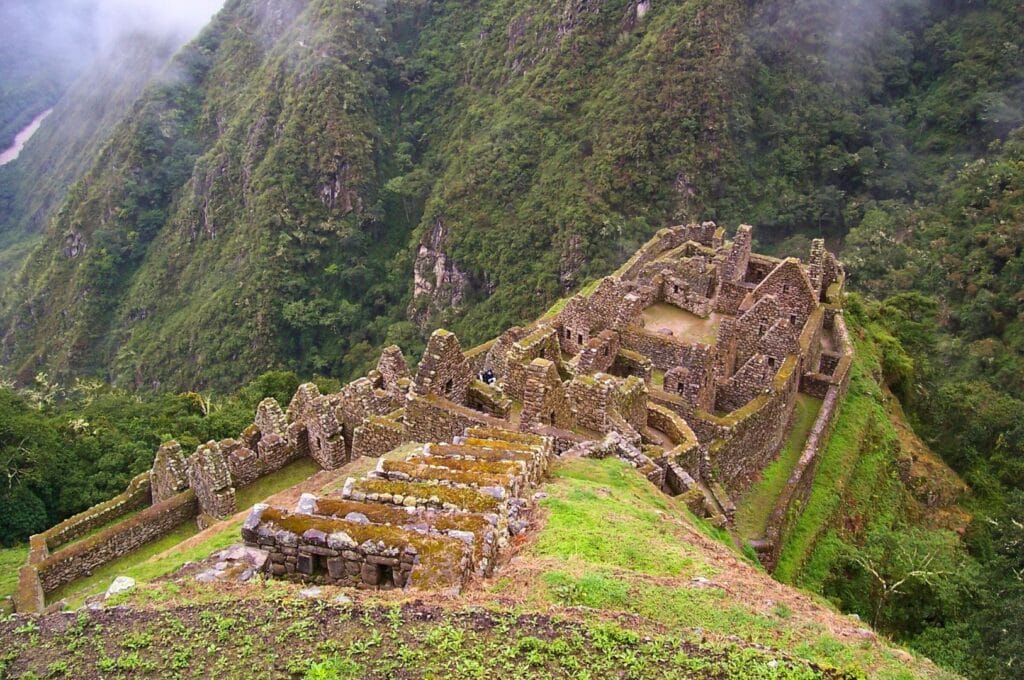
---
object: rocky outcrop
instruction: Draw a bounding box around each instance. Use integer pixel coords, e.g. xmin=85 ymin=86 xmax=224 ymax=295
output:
xmin=409 ymin=217 xmax=471 ymax=324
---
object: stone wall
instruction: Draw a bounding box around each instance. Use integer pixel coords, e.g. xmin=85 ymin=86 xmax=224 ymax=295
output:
xmin=620 ymin=326 xmax=699 ymax=371
xmin=352 ymin=412 xmax=405 ymax=458
xmin=414 ymin=329 xmax=472 ymax=404
xmin=520 ymin=358 xmax=573 ymax=430
xmin=715 ymin=354 xmax=776 ymax=413
xmin=188 ymin=442 xmax=237 ymax=521
xmin=243 ymin=505 xmax=469 ymax=590
xmin=151 ymin=442 xmax=189 ymax=503
xmin=504 ymin=325 xmax=561 ymax=400
xmin=403 ymin=393 xmax=507 ymax=444
xmin=757 ymin=356 xmax=853 ymax=571
xmin=749 ymin=259 xmax=818 ymax=329
xmin=288 ymin=383 xmax=348 ymax=469
xmin=26 ymin=490 xmax=198 ymax=600
xmin=467 ymin=380 xmax=512 ymax=418
xmin=39 ymin=472 xmax=152 ymax=552
xmin=705 ymin=355 xmax=801 ymax=500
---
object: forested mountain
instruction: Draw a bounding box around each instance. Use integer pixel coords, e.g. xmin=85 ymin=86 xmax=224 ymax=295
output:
xmin=1 ymin=0 xmax=1020 ymax=393
xmin=0 ymin=0 xmax=1022 ymax=675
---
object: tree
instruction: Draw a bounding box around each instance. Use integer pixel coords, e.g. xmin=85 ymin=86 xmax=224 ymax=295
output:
xmin=844 ymin=526 xmax=973 ymax=631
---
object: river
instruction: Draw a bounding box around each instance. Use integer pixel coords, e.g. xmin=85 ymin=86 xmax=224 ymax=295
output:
xmin=0 ymin=108 xmax=54 ymax=166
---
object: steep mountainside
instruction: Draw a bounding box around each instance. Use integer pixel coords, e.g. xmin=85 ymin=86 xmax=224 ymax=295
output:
xmin=0 ymin=34 xmax=184 ymax=288
xmin=1 ymin=0 xmax=1020 ymax=393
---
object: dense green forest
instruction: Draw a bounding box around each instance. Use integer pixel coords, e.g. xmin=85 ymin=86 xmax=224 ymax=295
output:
xmin=0 ymin=0 xmax=1022 ymax=676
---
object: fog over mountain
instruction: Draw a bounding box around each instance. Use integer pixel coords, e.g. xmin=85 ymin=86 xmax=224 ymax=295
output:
xmin=0 ymin=0 xmax=223 ymax=149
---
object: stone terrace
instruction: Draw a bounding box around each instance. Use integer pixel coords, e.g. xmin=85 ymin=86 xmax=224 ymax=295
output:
xmin=242 ymin=428 xmax=552 ymax=591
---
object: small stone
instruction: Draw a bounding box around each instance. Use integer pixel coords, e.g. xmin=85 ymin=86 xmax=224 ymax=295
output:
xmin=295 ymin=493 xmax=317 ymax=514
xmin=298 ymin=587 xmax=323 ymax=600
xmin=195 ymin=571 xmax=219 ymax=583
xmin=361 ymin=563 xmax=382 ymax=586
xmin=532 ymin=492 xmax=549 ymax=501
xmin=333 ymin=594 xmax=352 ymax=606
xmin=105 ymin=576 xmax=136 ymax=599
xmin=344 ymin=512 xmax=370 ymax=525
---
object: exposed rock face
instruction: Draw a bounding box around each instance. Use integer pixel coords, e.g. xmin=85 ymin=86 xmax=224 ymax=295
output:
xmin=320 ymin=155 xmax=361 ymax=214
xmin=409 ymin=217 xmax=470 ymax=324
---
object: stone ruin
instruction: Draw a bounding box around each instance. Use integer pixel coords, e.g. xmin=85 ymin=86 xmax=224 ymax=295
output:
xmin=243 ymin=427 xmax=552 ymax=591
xmin=237 ymin=222 xmax=852 ymax=590
xmin=16 ymin=222 xmax=852 ymax=612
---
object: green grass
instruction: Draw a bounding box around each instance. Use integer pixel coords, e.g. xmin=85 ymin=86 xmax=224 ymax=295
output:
xmin=533 ymin=457 xmax=709 ymax=577
xmin=234 ymin=458 xmax=319 ymax=510
xmin=0 ymin=599 xmax=839 ymax=679
xmin=527 ymin=457 xmax=935 ymax=679
xmin=734 ymin=394 xmax=823 ymax=540
xmin=0 ymin=544 xmax=28 ymax=601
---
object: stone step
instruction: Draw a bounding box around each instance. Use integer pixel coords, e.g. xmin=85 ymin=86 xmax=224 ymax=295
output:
xmin=375 ymin=459 xmax=523 ymax=497
xmin=307 ymin=496 xmax=499 ymax=575
xmin=428 ymin=442 xmax=546 ymax=482
xmin=463 ymin=427 xmax=548 ymax=446
xmin=242 ymin=506 xmax=471 ymax=589
xmin=342 ymin=477 xmax=508 ymax=519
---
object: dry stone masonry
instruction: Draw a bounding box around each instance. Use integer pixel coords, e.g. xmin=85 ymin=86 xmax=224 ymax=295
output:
xmin=243 ymin=428 xmax=552 ymax=591
xmin=15 ymin=222 xmax=852 ymax=609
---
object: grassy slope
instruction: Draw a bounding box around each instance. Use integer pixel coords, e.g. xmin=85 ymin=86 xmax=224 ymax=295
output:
xmin=0 ymin=545 xmax=28 ymax=602
xmin=772 ymin=320 xmax=968 ymax=600
xmin=0 ymin=456 xmax=949 ymax=679
xmin=735 ymin=394 xmax=824 ymax=540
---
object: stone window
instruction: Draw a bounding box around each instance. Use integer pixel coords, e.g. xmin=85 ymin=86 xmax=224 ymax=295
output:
xmin=782 ymin=284 xmax=790 ymax=294
xmin=759 ymin=323 xmax=766 ymax=336
xmin=577 ymin=333 xmax=583 ymax=345
xmin=565 ymin=328 xmax=571 ymax=339
xmin=673 ymin=284 xmax=679 ymax=293
xmin=789 ymin=314 xmax=797 ymax=326
xmin=444 ymin=378 xmax=453 ymax=394
xmin=767 ymin=356 xmax=776 ymax=368
xmin=603 ymin=346 xmax=609 ymax=356
xmin=550 ymin=411 xmax=556 ymax=425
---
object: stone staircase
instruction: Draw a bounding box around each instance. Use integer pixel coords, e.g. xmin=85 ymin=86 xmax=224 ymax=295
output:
xmin=242 ymin=427 xmax=553 ymax=591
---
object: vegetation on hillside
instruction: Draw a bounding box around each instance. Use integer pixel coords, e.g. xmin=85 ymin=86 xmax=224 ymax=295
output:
xmin=0 ymin=0 xmax=1022 ymax=676
xmin=1 ymin=456 xmax=950 ymax=679
xmin=772 ymin=296 xmax=1023 ymax=678
xmin=0 ymin=370 xmax=303 ymax=545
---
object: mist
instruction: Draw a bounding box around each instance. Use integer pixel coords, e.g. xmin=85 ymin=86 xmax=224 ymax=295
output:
xmin=0 ymin=0 xmax=224 ymax=80
xmin=91 ymin=0 xmax=225 ymax=53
